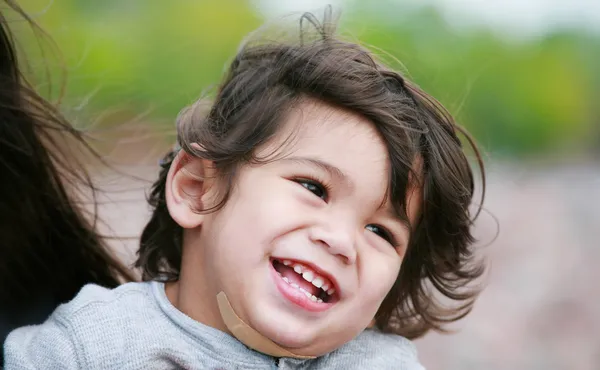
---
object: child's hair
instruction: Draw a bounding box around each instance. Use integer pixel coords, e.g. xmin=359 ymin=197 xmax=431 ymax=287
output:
xmin=0 ymin=1 xmax=134 ymax=306
xmin=137 ymin=10 xmax=485 ymax=339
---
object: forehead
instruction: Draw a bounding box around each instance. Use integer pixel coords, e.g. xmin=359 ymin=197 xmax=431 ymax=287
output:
xmin=270 ymin=100 xmax=389 ymax=168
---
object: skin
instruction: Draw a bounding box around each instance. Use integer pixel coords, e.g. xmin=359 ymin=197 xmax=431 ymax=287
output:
xmin=165 ymin=100 xmax=421 ymax=357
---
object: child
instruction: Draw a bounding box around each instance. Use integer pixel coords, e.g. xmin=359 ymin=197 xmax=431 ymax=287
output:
xmin=4 ymin=9 xmax=484 ymax=369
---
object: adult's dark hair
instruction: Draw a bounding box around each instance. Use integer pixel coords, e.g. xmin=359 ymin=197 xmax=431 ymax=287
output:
xmin=0 ymin=0 xmax=135 ymax=348
xmin=137 ymin=10 xmax=485 ymax=339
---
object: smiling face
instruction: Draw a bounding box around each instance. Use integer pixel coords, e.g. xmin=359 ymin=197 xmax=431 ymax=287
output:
xmin=167 ymin=100 xmax=422 ymax=356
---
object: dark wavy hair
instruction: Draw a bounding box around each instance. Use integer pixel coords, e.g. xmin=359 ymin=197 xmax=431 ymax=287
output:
xmin=136 ymin=9 xmax=485 ymax=339
xmin=0 ymin=1 xmax=134 ymax=308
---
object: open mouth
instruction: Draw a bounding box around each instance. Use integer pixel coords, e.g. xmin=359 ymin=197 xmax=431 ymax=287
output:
xmin=271 ymin=258 xmax=339 ymax=304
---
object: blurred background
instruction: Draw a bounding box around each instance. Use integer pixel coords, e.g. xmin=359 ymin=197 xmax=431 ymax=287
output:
xmin=7 ymin=0 xmax=600 ymax=369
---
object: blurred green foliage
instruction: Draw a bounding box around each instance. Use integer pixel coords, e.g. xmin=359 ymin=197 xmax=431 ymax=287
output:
xmin=12 ymin=0 xmax=600 ymax=158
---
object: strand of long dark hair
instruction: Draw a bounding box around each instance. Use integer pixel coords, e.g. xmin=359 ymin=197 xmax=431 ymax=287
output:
xmin=0 ymin=0 xmax=135 ymax=307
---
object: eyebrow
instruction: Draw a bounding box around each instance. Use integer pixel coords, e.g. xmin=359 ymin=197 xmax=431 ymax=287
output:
xmin=280 ymin=156 xmax=354 ymax=189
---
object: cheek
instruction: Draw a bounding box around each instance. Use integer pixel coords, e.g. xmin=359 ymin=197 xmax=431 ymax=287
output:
xmin=207 ymin=178 xmax=304 ymax=257
xmin=237 ymin=178 xmax=312 ymax=233
xmin=358 ymin=254 xmax=401 ymax=307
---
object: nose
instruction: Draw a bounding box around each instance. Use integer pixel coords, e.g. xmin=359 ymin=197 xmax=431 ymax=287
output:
xmin=309 ymin=221 xmax=357 ymax=265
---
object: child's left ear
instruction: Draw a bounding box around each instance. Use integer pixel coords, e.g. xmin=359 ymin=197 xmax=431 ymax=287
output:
xmin=165 ymin=147 xmax=216 ymax=229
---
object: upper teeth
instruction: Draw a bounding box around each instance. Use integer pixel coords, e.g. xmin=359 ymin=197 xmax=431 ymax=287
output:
xmin=312 ymin=277 xmax=323 ymax=288
xmin=302 ymin=270 xmax=314 ymax=282
xmin=282 ymin=260 xmax=335 ymax=296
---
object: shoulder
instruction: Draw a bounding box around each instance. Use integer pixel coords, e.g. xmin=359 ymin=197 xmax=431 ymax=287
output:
xmin=4 ymin=282 xmax=160 ymax=369
xmin=55 ymin=283 xmax=152 ymax=315
xmin=49 ymin=281 xmax=159 ymax=345
xmin=43 ymin=282 xmax=158 ymax=346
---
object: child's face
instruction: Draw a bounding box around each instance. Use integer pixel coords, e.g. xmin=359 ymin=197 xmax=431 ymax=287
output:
xmin=172 ymin=101 xmax=420 ymax=356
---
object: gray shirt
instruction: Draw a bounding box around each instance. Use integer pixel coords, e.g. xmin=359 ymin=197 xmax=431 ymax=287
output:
xmin=3 ymin=281 xmax=425 ymax=369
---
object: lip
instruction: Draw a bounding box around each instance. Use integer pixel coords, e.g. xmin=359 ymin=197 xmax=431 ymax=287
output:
xmin=272 ymin=257 xmax=341 ymax=298
xmin=269 ymin=262 xmax=336 ymax=313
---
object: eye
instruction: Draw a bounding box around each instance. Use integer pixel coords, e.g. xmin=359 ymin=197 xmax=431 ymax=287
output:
xmin=365 ymin=224 xmax=394 ymax=245
xmin=296 ymin=179 xmax=328 ymax=201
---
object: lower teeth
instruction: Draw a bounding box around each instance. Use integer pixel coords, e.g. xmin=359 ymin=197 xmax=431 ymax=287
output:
xmin=280 ymin=274 xmax=323 ymax=303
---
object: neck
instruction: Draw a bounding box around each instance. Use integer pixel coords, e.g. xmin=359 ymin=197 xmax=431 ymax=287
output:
xmin=168 ymin=233 xmax=230 ymax=332
xmin=165 ymin=275 xmax=226 ymax=332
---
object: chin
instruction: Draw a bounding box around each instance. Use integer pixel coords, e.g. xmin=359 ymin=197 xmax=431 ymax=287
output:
xmin=252 ymin=315 xmax=354 ymax=357
xmin=246 ymin=307 xmax=323 ymax=348
xmin=255 ymin=312 xmax=312 ymax=343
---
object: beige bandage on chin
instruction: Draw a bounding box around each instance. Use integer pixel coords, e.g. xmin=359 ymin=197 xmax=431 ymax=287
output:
xmin=216 ymin=291 xmax=316 ymax=359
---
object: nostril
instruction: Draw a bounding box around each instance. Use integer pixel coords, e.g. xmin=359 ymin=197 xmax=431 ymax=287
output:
xmin=336 ymin=251 xmax=355 ymax=266
xmin=320 ymin=235 xmax=356 ymax=264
